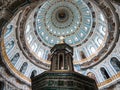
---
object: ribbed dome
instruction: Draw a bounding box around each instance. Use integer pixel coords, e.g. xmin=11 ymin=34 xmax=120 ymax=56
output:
xmin=35 ymin=0 xmax=93 ymax=47
xmin=24 ymin=0 xmax=108 ymax=68
xmin=1 ymin=0 xmax=120 ymax=89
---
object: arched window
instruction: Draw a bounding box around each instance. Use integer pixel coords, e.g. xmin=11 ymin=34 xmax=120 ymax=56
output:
xmin=95 ymin=37 xmax=103 ymax=46
xmin=0 ymin=81 xmax=4 ymax=90
xmin=20 ymin=62 xmax=28 ymax=74
xmin=32 ymin=43 xmax=37 ymax=51
xmin=26 ymin=24 xmax=30 ymax=33
xmin=38 ymin=49 xmax=44 ymax=58
xmin=100 ymin=67 xmax=110 ymax=79
xmin=5 ymin=25 xmax=13 ymax=37
xmin=99 ymin=14 xmax=105 ymax=21
xmin=90 ymin=46 xmax=95 ymax=54
xmin=87 ymin=72 xmax=98 ymax=83
xmin=110 ymin=57 xmax=120 ymax=72
xmin=80 ymin=51 xmax=86 ymax=59
xmin=30 ymin=70 xmax=37 ymax=78
xmin=11 ymin=53 xmax=20 ymax=66
xmin=27 ymin=35 xmax=32 ymax=43
xmin=97 ymin=38 xmax=102 ymax=45
xmin=59 ymin=54 xmax=64 ymax=70
xmin=5 ymin=40 xmax=14 ymax=53
xmin=38 ymin=51 xmax=42 ymax=56
xmin=99 ymin=25 xmax=105 ymax=36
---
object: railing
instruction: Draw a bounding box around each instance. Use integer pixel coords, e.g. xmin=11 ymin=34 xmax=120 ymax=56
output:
xmin=97 ymin=72 xmax=120 ymax=88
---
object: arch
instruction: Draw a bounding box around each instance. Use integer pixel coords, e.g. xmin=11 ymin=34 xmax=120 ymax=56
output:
xmin=89 ymin=46 xmax=95 ymax=54
xmin=26 ymin=24 xmax=30 ymax=33
xmin=38 ymin=50 xmax=42 ymax=56
xmin=97 ymin=38 xmax=103 ymax=45
xmin=95 ymin=37 xmax=99 ymax=46
xmin=59 ymin=54 xmax=64 ymax=70
xmin=27 ymin=35 xmax=32 ymax=43
xmin=11 ymin=53 xmax=20 ymax=66
xmin=4 ymin=25 xmax=13 ymax=37
xmin=100 ymin=67 xmax=110 ymax=79
xmin=99 ymin=13 xmax=105 ymax=21
xmin=110 ymin=57 xmax=120 ymax=72
xmin=20 ymin=62 xmax=28 ymax=74
xmin=65 ymin=54 xmax=71 ymax=70
xmin=80 ymin=51 xmax=86 ymax=59
xmin=37 ymin=49 xmax=44 ymax=58
xmin=87 ymin=72 xmax=98 ymax=83
xmin=98 ymin=25 xmax=105 ymax=36
xmin=31 ymin=43 xmax=37 ymax=51
xmin=30 ymin=70 xmax=37 ymax=78
xmin=86 ymin=69 xmax=100 ymax=83
xmin=5 ymin=40 xmax=14 ymax=53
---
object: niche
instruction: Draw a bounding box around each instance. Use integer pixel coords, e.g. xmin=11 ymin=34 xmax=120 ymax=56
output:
xmin=59 ymin=54 xmax=64 ymax=70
